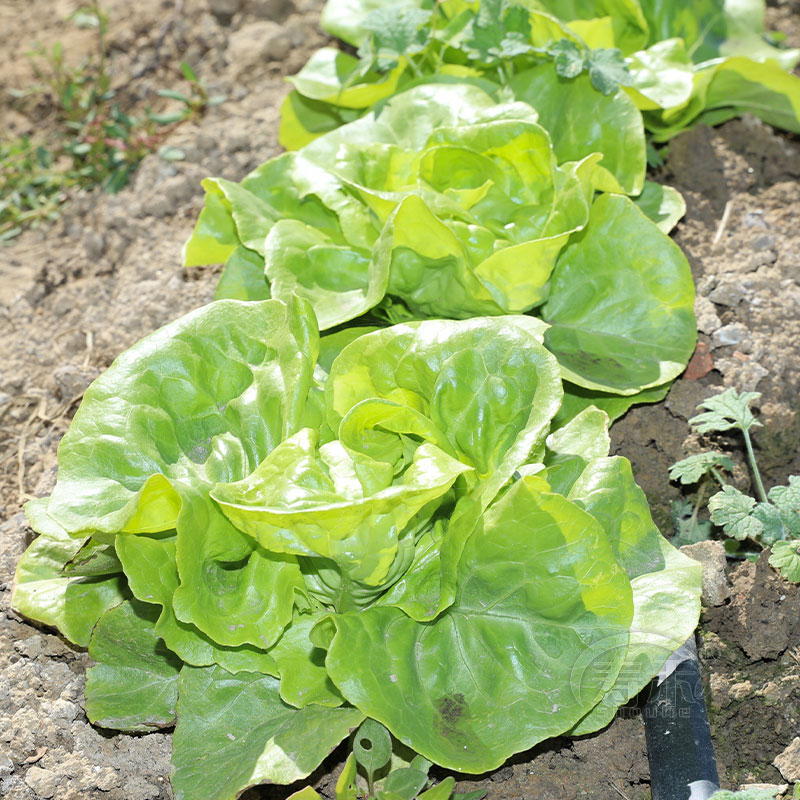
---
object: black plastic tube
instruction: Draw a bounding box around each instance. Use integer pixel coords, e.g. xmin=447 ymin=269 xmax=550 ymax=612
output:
xmin=643 ymin=636 xmax=720 ymax=800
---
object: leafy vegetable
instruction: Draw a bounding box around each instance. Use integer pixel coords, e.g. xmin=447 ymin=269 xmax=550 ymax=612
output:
xmin=282 ymin=0 xmax=800 ymax=148
xmin=13 ymin=297 xmax=701 ymax=799
xmin=185 ymin=83 xmax=695 ymax=402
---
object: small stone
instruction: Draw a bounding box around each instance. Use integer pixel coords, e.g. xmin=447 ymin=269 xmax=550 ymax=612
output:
xmin=729 ymin=680 xmax=753 ymax=701
xmin=94 ymin=767 xmax=119 ymax=792
xmin=227 ymin=21 xmax=290 ymax=74
xmin=682 ymin=341 xmax=714 ymax=381
xmin=774 ymin=737 xmax=800 ymax=782
xmin=1 ymin=776 xmax=29 ymax=798
xmin=51 ymin=294 xmax=73 ymax=316
xmin=742 ymin=211 xmax=768 ymax=229
xmin=681 ymin=541 xmax=730 ymax=606
xmin=248 ymin=0 xmax=293 ymax=18
xmin=207 ymin=0 xmax=242 ymax=23
xmin=748 ymin=249 xmax=778 ymax=270
xmin=42 ymin=700 xmax=79 ymax=724
xmin=25 ymin=766 xmax=58 ymax=798
xmin=83 ymin=231 xmax=106 ymax=261
xmin=751 ymin=233 xmax=777 ymax=250
xmin=712 ymin=323 xmax=747 ymax=348
xmin=0 ymin=750 xmax=14 ymax=778
xmin=490 ymin=765 xmax=514 ymax=783
xmin=140 ymin=194 xmax=172 ymax=218
xmin=695 ymin=295 xmax=721 ymax=334
xmin=161 ymin=174 xmax=196 ymax=208
xmin=52 ymin=365 xmax=100 ymax=401
xmin=14 ymin=635 xmax=44 ymax=660
xmin=708 ymin=282 xmax=744 ymax=307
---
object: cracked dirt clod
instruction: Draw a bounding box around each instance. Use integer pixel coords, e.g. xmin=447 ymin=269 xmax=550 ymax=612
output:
xmin=681 ymin=541 xmax=730 ymax=607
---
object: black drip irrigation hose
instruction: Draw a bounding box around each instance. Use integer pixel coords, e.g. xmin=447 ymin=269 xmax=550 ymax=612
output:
xmin=643 ymin=636 xmax=721 ymax=800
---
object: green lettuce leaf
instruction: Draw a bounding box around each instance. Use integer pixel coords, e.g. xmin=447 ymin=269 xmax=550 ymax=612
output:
xmin=511 ymin=62 xmax=645 ymax=195
xmin=566 ymin=456 xmax=702 ymax=732
xmin=171 ymin=666 xmax=364 ymax=800
xmin=632 ymin=181 xmax=685 ymax=234
xmin=542 ymin=193 xmax=696 ymax=394
xmin=115 ymin=532 xmax=279 ymax=673
xmin=318 ymin=476 xmax=633 ymax=772
xmin=85 ymin=599 xmax=182 ymax=732
xmin=13 ymin=294 xmax=705 ymax=795
xmin=526 ymin=0 xmax=649 ymax=54
xmin=12 ymin=526 xmax=128 ymax=647
xmin=637 ymin=0 xmax=799 ymax=67
xmin=288 ymin=48 xmax=407 ymax=109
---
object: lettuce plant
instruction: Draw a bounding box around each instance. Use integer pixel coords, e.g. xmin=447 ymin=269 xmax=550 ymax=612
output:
xmin=184 ymin=83 xmax=696 ymax=421
xmin=283 ymin=0 xmax=800 ymax=148
xmin=13 ymin=297 xmax=701 ymax=800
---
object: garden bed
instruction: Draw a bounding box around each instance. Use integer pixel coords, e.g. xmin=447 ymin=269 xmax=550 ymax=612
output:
xmin=0 ymin=1 xmax=799 ymax=798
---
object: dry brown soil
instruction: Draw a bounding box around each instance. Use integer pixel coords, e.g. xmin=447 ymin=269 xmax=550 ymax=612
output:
xmin=0 ymin=2 xmax=799 ymax=799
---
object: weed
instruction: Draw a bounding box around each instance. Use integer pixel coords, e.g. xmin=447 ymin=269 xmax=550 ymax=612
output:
xmin=670 ymin=388 xmax=800 ymax=580
xmin=1 ymin=3 xmax=223 ymax=241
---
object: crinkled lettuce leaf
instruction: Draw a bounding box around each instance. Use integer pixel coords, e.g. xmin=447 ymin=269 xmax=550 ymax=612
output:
xmin=317 ymin=475 xmax=634 ymax=772
xmin=185 ymin=83 xmax=695 ymax=398
xmin=541 ymin=193 xmax=695 ymax=394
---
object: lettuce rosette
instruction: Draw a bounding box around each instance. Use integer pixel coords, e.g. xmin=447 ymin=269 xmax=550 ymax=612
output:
xmin=13 ymin=297 xmax=701 ymax=800
xmin=286 ymin=0 xmax=800 ymax=147
xmin=185 ymin=84 xmax=696 ymax=414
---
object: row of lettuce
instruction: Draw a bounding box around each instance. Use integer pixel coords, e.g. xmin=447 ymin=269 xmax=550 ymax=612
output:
xmin=284 ymin=0 xmax=800 ymax=147
xmin=12 ymin=1 xmax=800 ymax=799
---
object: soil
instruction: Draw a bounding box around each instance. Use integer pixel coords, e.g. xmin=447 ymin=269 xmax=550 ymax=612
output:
xmin=0 ymin=1 xmax=799 ymax=799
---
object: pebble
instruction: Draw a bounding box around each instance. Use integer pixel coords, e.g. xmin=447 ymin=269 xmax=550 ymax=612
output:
xmin=694 ymin=294 xmax=722 ymax=334
xmin=228 ymin=21 xmax=291 ymax=73
xmin=161 ymin=174 xmax=197 ymax=208
xmin=751 ymin=233 xmax=777 ymax=250
xmin=490 ymin=765 xmax=514 ymax=783
xmin=52 ymin=365 xmax=100 ymax=401
xmin=41 ymin=699 xmax=79 ymax=724
xmin=680 ymin=541 xmax=730 ymax=606
xmin=712 ymin=322 xmax=747 ymax=348
xmin=95 ymin=767 xmax=120 ymax=791
xmin=83 ymin=231 xmax=106 ymax=262
xmin=207 ymin=0 xmax=242 ymax=22
xmin=749 ymin=250 xmax=778 ymax=270
xmin=774 ymin=737 xmax=800 ymax=782
xmin=249 ymin=0 xmax=294 ymax=18
xmin=25 ymin=766 xmax=58 ymax=798
xmin=708 ymin=282 xmax=744 ymax=307
xmin=0 ymin=751 xmax=13 ymax=778
xmin=14 ymin=635 xmax=44 ymax=660
xmin=742 ymin=210 xmax=768 ymax=228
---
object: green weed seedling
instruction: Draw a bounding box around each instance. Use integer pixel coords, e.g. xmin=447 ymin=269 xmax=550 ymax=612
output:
xmin=709 ymin=788 xmax=784 ymax=800
xmin=1 ymin=3 xmax=222 ymax=240
xmin=670 ymin=388 xmax=800 ymax=580
xmin=287 ymin=719 xmax=487 ymax=800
